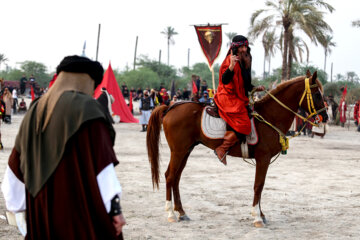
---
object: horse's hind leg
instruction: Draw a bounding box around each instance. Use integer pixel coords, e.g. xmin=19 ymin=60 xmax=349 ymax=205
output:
xmin=165 ymin=151 xmax=188 ymax=222
xmin=173 ymin=150 xmax=193 ymax=221
xmin=251 ymin=154 xmax=270 ymax=227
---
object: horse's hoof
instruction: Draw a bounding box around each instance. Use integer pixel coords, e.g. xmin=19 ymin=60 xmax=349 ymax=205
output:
xmin=178 ymin=214 xmax=191 ymax=221
xmin=261 ymin=216 xmax=267 ymax=224
xmin=168 ymin=216 xmax=177 ymax=223
xmin=254 ymin=220 xmax=265 ymax=228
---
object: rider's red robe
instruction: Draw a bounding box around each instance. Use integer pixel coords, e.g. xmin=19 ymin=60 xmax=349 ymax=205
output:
xmin=339 ymin=98 xmax=347 ymax=123
xmin=214 ymin=55 xmax=251 ymax=135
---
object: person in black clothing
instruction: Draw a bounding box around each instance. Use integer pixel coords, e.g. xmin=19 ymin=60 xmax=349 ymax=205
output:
xmin=139 ymin=90 xmax=154 ymax=132
xmin=195 ymin=76 xmax=201 ymax=97
xmin=97 ymin=87 xmax=115 ymax=124
xmin=122 ymin=86 xmax=129 ymax=100
xmin=182 ymin=87 xmax=190 ymax=100
xmin=200 ymin=79 xmax=208 ymax=97
xmin=121 ymin=82 xmax=127 ymax=93
xmin=135 ymin=87 xmax=143 ymax=101
xmin=19 ymin=74 xmax=27 ymax=95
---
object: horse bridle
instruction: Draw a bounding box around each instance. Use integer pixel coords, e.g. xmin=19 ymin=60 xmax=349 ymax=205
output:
xmin=250 ymin=77 xmax=327 ymax=155
xmin=298 ymin=78 xmax=327 ymax=125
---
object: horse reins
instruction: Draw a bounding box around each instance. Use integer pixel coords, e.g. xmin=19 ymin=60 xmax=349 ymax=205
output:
xmin=247 ymin=78 xmax=327 ymax=164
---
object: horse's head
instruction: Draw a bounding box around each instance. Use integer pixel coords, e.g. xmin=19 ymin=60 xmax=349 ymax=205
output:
xmin=299 ymin=70 xmax=328 ymax=123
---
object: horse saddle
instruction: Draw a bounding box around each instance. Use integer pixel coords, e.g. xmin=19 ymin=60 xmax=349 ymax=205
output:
xmin=201 ymin=106 xmax=258 ymax=158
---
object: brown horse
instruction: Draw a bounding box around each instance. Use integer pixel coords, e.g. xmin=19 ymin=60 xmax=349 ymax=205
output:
xmin=147 ymin=71 xmax=328 ymax=227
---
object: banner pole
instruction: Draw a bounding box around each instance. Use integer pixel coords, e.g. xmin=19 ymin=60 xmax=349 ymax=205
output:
xmin=211 ymin=67 xmax=216 ymax=94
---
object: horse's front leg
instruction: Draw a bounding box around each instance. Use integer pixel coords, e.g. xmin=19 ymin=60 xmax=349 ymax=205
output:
xmin=251 ymin=154 xmax=270 ymax=227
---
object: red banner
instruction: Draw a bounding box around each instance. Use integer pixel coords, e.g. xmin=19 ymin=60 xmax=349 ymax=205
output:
xmin=194 ymin=25 xmax=222 ymax=68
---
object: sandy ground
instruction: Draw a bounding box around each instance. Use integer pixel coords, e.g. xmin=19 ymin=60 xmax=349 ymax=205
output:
xmin=0 ymin=103 xmax=359 ymax=239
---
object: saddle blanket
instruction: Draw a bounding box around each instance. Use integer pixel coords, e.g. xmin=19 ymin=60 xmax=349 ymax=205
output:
xmin=312 ymin=123 xmax=329 ymax=134
xmin=201 ymin=107 xmax=258 ymax=145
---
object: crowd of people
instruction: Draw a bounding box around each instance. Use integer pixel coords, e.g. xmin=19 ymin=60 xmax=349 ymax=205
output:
xmin=120 ymin=78 xmax=216 ymax=132
xmin=0 ymin=35 xmax=359 ymax=237
xmin=0 ymin=74 xmax=49 ymax=124
xmin=288 ymin=93 xmax=360 ymax=138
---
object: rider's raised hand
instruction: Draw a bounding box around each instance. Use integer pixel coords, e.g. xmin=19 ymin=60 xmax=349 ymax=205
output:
xmin=229 ymin=49 xmax=239 ymax=71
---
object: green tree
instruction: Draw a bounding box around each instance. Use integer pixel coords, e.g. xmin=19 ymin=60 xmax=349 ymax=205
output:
xmin=287 ymin=35 xmax=310 ymax=80
xmin=323 ymin=82 xmax=341 ymax=98
xmin=20 ymin=61 xmax=51 ymax=87
xmin=137 ymin=55 xmax=178 ymax=88
xmin=335 ymin=73 xmax=344 ymax=82
xmin=346 ymin=72 xmax=359 ymax=83
xmin=0 ymin=54 xmax=8 ymax=70
xmin=352 ymin=20 xmax=360 ymax=27
xmin=161 ymin=26 xmax=178 ymax=65
xmin=320 ymin=34 xmax=336 ymax=75
xmin=250 ymin=0 xmax=334 ymax=80
xmin=225 ymin=32 xmax=237 ymax=47
xmin=117 ymin=67 xmax=160 ymax=89
xmin=261 ymin=30 xmax=279 ymax=79
xmin=0 ymin=68 xmax=23 ymax=82
xmin=178 ymin=62 xmax=220 ymax=90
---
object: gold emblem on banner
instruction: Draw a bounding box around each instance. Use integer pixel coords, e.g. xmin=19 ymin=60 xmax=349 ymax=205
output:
xmin=204 ymin=31 xmax=214 ymax=44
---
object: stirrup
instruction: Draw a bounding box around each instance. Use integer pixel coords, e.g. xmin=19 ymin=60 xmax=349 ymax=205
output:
xmin=214 ymin=150 xmax=228 ymax=165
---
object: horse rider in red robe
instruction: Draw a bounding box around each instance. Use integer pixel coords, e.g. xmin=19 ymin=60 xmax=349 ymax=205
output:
xmin=214 ymin=35 xmax=264 ymax=165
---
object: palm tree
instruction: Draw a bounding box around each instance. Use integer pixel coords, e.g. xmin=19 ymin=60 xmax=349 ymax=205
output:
xmin=352 ymin=20 xmax=360 ymax=27
xmin=161 ymin=26 xmax=178 ymax=65
xmin=261 ymin=30 xmax=278 ymax=79
xmin=0 ymin=54 xmax=8 ymax=70
xmin=250 ymin=0 xmax=334 ymax=80
xmin=225 ymin=32 xmax=237 ymax=47
xmin=320 ymin=34 xmax=336 ymax=75
xmin=287 ymin=33 xmax=310 ymax=79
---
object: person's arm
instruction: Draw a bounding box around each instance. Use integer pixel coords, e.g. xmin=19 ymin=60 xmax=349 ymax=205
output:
xmin=1 ymin=165 xmax=26 ymax=213
xmin=97 ymin=163 xmax=125 ymax=236
xmin=222 ymin=69 xmax=235 ymax=85
xmin=139 ymin=99 xmax=143 ymax=111
xmin=150 ymin=98 xmax=154 ymax=109
xmin=222 ymin=51 xmax=238 ymax=85
xmin=1 ymin=148 xmax=27 ymax=236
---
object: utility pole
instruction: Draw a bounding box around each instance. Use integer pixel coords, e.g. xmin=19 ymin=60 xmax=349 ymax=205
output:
xmin=96 ymin=24 xmax=101 ymax=61
xmin=133 ymin=36 xmax=138 ymax=70
xmin=331 ymin=62 xmax=333 ymax=82
xmin=158 ymin=49 xmax=161 ymax=64
xmin=187 ymin=48 xmax=190 ymax=68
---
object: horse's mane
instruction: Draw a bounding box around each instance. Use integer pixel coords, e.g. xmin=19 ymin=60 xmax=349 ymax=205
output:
xmin=255 ymin=75 xmax=323 ymax=107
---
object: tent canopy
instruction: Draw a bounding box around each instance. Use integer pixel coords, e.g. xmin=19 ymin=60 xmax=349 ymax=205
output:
xmin=94 ymin=63 xmax=138 ymax=123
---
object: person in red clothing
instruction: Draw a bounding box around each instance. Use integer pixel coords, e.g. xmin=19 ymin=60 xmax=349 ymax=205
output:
xmin=357 ymin=100 xmax=360 ymax=132
xmin=354 ymin=99 xmax=359 ymax=126
xmin=214 ymin=35 xmax=264 ymax=165
xmin=339 ymin=95 xmax=347 ymax=127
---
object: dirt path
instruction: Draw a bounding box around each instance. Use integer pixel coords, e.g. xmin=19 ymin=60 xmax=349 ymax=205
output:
xmin=0 ymin=112 xmax=359 ymax=239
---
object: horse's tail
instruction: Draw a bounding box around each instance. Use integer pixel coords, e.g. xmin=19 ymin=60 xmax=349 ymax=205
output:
xmin=147 ymin=105 xmax=169 ymax=189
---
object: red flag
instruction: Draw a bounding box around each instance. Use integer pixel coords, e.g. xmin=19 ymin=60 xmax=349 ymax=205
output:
xmin=192 ymin=80 xmax=198 ymax=94
xmin=129 ymin=92 xmax=133 ymax=113
xmin=342 ymin=85 xmax=347 ymax=98
xmin=194 ymin=25 xmax=222 ymax=68
xmin=31 ymin=86 xmax=35 ymax=101
xmin=49 ymin=73 xmax=58 ymax=89
xmin=93 ymin=63 xmax=138 ymax=123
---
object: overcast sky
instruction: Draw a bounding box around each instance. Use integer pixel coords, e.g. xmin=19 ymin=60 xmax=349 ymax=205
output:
xmin=1 ymin=0 xmax=360 ymax=80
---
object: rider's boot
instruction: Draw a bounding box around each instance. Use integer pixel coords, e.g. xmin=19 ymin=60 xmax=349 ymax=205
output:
xmin=214 ymin=131 xmax=239 ymax=165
